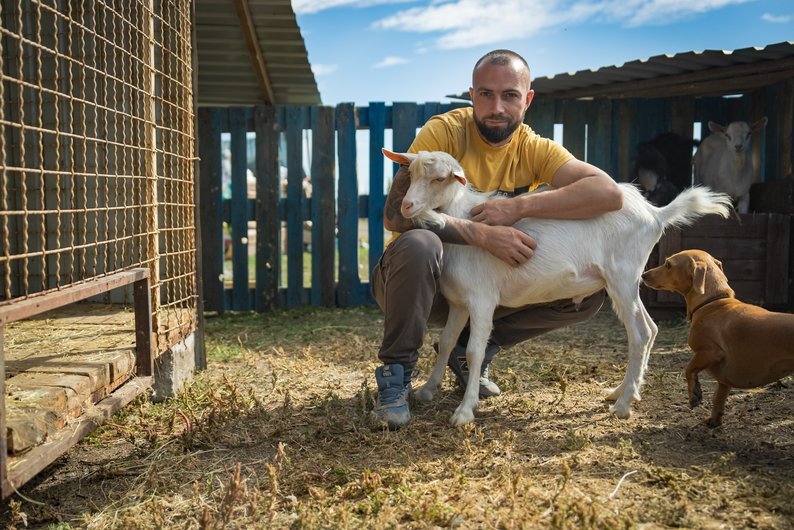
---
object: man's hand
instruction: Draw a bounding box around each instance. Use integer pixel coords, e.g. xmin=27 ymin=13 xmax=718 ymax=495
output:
xmin=470 ymin=197 xmax=522 ymax=226
xmin=479 ymin=224 xmax=536 ymax=267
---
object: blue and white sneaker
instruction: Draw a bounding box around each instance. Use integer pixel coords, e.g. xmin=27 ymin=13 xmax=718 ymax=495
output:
xmin=445 ymin=343 xmax=502 ymax=398
xmin=373 ymin=364 xmax=412 ymax=429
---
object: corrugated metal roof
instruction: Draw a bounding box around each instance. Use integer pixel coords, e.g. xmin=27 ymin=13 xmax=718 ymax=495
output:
xmin=448 ymin=42 xmax=794 ymax=101
xmin=196 ymin=0 xmax=321 ymax=106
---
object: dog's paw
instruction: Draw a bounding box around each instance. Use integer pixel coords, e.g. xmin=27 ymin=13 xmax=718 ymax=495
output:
xmin=689 ymin=382 xmax=703 ymax=408
xmin=704 ymin=416 xmax=722 ymax=428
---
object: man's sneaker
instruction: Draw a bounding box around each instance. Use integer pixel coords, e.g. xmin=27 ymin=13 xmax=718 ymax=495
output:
xmin=373 ymin=364 xmax=412 ymax=429
xmin=435 ymin=343 xmax=502 ymax=398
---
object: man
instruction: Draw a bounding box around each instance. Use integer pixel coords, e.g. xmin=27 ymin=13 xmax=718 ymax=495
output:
xmin=371 ymin=49 xmax=623 ymax=429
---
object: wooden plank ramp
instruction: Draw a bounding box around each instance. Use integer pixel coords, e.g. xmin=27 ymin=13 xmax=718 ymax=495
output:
xmin=4 ymin=304 xmax=140 ymax=455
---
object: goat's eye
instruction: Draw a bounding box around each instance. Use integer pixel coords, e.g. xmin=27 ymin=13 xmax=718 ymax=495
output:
xmin=433 ymin=177 xmax=445 ymax=183
xmin=665 ymin=261 xmax=671 ymax=269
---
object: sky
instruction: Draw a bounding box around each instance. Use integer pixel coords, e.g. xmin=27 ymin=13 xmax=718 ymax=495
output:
xmin=293 ymin=0 xmax=794 ymax=107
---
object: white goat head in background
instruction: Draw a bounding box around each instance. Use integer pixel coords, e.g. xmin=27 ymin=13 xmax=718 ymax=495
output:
xmin=694 ymin=116 xmax=768 ymax=214
xmin=708 ymin=117 xmax=768 ymax=154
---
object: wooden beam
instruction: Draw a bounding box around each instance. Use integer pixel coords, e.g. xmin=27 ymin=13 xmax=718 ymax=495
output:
xmin=0 ymin=269 xmax=149 ymax=325
xmin=541 ymin=57 xmax=794 ymax=100
xmin=233 ymin=0 xmax=276 ymax=105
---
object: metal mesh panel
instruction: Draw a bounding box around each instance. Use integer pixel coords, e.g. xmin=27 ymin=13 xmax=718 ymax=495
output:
xmin=0 ymin=0 xmax=197 ymax=354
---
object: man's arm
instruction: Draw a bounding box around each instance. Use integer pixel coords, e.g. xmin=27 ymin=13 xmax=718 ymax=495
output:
xmin=470 ymin=159 xmax=623 ymax=226
xmin=384 ymin=165 xmax=537 ymax=266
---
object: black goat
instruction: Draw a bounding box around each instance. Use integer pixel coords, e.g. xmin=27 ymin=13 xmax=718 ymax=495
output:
xmin=631 ymin=132 xmax=698 ymax=206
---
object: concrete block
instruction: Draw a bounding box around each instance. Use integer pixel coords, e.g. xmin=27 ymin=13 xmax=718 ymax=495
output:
xmin=151 ymin=332 xmax=196 ymax=401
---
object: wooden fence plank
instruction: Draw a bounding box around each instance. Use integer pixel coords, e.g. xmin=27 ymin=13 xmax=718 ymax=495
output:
xmin=392 ymin=102 xmax=418 ymax=153
xmin=197 ymin=108 xmax=224 ymax=313
xmin=336 ymin=103 xmax=361 ymax=307
xmin=254 ymin=105 xmax=280 ymax=312
xmin=656 ymin=227 xmax=683 ymax=303
xmin=558 ymin=100 xmax=586 ymax=160
xmin=285 ymin=106 xmax=306 ymax=308
xmin=588 ymin=99 xmax=612 ymax=174
xmin=230 ymin=108 xmax=250 ymax=311
xmin=528 ymin=98 xmax=554 ymax=140
xmin=779 ymin=79 xmax=794 ymax=180
xmin=311 ymin=106 xmax=336 ymax=307
xmin=615 ymin=101 xmax=636 ymax=182
xmin=765 ymin=213 xmax=790 ymax=304
xmin=368 ymin=102 xmax=386 ymax=301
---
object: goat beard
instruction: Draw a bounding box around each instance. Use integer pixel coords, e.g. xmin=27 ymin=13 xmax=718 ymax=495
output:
xmin=474 ymin=113 xmax=522 ymax=144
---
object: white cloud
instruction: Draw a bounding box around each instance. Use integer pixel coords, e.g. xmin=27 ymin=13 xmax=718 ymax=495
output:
xmin=372 ymin=0 xmax=755 ymax=49
xmin=312 ymin=63 xmax=338 ymax=76
xmin=373 ymin=56 xmax=410 ymax=68
xmin=292 ymin=0 xmax=417 ymax=15
xmin=761 ymin=12 xmax=792 ymax=23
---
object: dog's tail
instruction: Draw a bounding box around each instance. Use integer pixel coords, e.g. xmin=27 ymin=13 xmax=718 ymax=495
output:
xmin=656 ymin=186 xmax=733 ymax=230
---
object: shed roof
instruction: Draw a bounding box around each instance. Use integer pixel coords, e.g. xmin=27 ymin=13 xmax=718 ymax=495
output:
xmin=195 ymin=0 xmax=321 ymax=106
xmin=448 ymin=41 xmax=794 ymax=101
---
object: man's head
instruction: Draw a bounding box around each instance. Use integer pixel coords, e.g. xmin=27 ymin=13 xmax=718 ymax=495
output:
xmin=470 ymin=50 xmax=533 ymax=146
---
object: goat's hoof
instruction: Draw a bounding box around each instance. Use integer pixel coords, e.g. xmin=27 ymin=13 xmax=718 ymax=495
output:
xmin=450 ymin=408 xmax=475 ymax=427
xmin=704 ymin=416 xmax=722 ymax=428
xmin=609 ymin=402 xmax=632 ymax=419
xmin=414 ymin=385 xmax=435 ymax=403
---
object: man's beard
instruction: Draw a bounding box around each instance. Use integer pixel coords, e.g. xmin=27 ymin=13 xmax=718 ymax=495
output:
xmin=474 ymin=113 xmax=521 ymax=144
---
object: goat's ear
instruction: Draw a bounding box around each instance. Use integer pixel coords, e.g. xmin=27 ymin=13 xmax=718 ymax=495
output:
xmin=707 ymin=121 xmax=725 ymax=134
xmin=382 ymin=148 xmax=416 ymax=166
xmin=452 ymin=169 xmax=467 ymax=186
xmin=692 ymin=262 xmax=707 ymax=295
xmin=752 ymin=116 xmax=768 ymax=132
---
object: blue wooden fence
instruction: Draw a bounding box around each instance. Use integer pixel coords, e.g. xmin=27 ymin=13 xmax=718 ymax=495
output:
xmin=198 ymin=91 xmax=789 ymax=313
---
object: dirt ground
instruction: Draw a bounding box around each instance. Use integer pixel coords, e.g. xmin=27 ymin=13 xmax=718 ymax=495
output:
xmin=3 ymin=304 xmax=793 ymax=529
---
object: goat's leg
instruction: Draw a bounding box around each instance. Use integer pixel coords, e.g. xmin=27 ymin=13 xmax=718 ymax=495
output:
xmin=639 ymin=302 xmax=658 ymax=375
xmin=450 ymin=303 xmax=495 ymax=426
xmin=415 ymin=304 xmax=469 ymax=403
xmin=606 ymin=288 xmax=654 ymax=418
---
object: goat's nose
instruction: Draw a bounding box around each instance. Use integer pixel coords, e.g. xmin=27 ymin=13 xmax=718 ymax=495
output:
xmin=401 ymin=200 xmax=413 ymax=213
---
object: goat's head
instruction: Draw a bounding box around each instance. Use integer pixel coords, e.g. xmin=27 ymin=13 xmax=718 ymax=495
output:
xmin=708 ymin=117 xmax=768 ymax=154
xmin=382 ymin=149 xmax=467 ymax=219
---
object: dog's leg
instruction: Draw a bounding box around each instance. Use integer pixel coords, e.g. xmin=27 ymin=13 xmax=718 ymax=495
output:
xmin=685 ymin=353 xmax=717 ymax=408
xmin=416 ymin=304 xmax=469 ymax=403
xmin=705 ymin=383 xmax=730 ymax=428
xmin=450 ymin=301 xmax=495 ymax=426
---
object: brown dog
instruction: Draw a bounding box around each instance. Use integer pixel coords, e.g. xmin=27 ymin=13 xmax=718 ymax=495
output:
xmin=642 ymin=249 xmax=794 ymax=427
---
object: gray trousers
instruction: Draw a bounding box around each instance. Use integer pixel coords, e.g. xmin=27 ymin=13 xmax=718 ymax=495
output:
xmin=371 ymin=229 xmax=606 ymax=371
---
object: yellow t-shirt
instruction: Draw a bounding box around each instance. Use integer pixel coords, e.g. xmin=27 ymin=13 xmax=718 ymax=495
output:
xmin=388 ymin=107 xmax=573 ymax=243
xmin=409 ymin=107 xmax=572 ymax=193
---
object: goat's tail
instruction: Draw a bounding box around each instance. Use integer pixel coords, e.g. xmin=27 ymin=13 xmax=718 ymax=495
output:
xmin=657 ymin=186 xmax=733 ymax=230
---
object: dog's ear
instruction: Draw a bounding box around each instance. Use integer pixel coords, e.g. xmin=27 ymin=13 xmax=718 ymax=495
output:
xmin=693 ymin=263 xmax=707 ymax=295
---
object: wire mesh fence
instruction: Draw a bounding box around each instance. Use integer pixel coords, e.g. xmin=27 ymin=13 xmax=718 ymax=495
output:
xmin=0 ymin=0 xmax=197 ymax=354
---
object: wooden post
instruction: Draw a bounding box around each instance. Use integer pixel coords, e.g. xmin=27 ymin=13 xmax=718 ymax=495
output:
xmin=311 ymin=106 xmax=336 ymax=307
xmin=254 ymin=105 xmax=280 ymax=312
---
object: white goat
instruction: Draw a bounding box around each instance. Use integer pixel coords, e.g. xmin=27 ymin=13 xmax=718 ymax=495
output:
xmin=383 ymin=148 xmax=733 ymax=426
xmin=694 ymin=118 xmax=767 ymax=213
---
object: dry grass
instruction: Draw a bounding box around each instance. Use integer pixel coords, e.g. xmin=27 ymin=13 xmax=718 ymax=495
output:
xmin=3 ymin=305 xmax=794 ymax=529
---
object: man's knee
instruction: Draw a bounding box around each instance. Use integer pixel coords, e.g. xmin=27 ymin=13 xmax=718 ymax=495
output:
xmin=393 ymin=230 xmax=443 ymax=262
